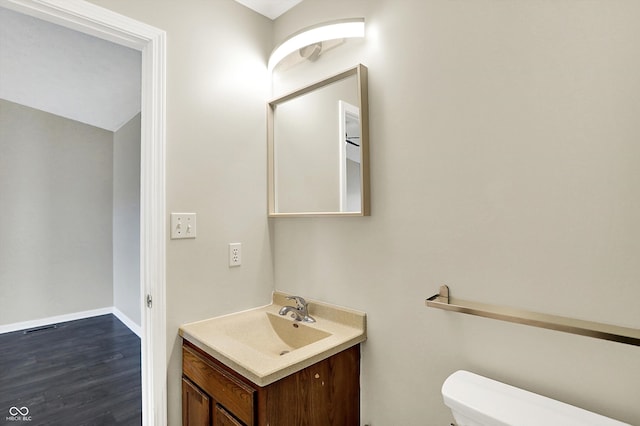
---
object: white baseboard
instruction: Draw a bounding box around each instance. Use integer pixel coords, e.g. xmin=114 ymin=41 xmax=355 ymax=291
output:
xmin=112 ymin=307 xmax=142 ymax=338
xmin=0 ymin=306 xmax=141 ymax=337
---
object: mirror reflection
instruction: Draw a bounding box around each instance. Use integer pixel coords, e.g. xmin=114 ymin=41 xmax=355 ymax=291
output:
xmin=268 ymin=64 xmax=369 ymax=217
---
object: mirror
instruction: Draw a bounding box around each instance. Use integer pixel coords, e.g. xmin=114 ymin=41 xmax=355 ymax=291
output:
xmin=268 ymin=64 xmax=370 ymax=217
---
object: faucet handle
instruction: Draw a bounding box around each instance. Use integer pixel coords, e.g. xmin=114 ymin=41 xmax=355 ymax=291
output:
xmin=286 ymin=295 xmax=307 ymax=309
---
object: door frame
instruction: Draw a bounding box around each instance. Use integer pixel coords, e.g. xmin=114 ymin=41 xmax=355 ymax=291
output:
xmin=0 ymin=0 xmax=168 ymax=424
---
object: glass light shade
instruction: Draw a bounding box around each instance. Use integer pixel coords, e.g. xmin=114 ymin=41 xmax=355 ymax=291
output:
xmin=268 ymin=18 xmax=365 ymax=71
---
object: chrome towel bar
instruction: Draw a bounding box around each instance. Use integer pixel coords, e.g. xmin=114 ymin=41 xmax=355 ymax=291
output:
xmin=426 ymin=285 xmax=640 ymax=347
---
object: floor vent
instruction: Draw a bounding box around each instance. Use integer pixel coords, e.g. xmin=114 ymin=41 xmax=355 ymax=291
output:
xmin=23 ymin=324 xmax=58 ymax=334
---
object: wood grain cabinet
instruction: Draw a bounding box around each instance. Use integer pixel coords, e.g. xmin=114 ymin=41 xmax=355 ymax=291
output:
xmin=182 ymin=341 xmax=361 ymax=426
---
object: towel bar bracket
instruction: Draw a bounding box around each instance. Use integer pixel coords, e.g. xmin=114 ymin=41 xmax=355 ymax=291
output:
xmin=431 ymin=285 xmax=450 ymax=304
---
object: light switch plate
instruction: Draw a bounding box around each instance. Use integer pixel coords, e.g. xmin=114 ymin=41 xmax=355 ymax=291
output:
xmin=170 ymin=213 xmax=196 ymax=239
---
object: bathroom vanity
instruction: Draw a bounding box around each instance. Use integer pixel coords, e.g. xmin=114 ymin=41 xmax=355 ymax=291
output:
xmin=182 ymin=341 xmax=360 ymax=426
xmin=179 ymin=292 xmax=366 ymax=426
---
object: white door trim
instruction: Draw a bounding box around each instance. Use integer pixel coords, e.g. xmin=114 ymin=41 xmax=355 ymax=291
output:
xmin=0 ymin=1 xmax=168 ymax=424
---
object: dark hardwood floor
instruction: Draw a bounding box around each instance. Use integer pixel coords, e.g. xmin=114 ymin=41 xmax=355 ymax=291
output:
xmin=0 ymin=314 xmax=141 ymax=426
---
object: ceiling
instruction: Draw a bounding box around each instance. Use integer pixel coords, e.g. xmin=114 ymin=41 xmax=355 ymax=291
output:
xmin=233 ymin=0 xmax=303 ymax=20
xmin=0 ymin=7 xmax=141 ymax=132
xmin=0 ymin=1 xmax=301 ymax=132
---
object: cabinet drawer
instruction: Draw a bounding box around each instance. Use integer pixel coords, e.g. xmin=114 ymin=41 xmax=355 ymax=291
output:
xmin=183 ymin=345 xmax=255 ymax=426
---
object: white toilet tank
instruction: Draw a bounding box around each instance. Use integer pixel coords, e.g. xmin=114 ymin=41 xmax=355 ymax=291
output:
xmin=442 ymin=370 xmax=629 ymax=426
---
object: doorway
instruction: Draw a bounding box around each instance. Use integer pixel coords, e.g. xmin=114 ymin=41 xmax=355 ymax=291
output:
xmin=0 ymin=0 xmax=167 ymax=424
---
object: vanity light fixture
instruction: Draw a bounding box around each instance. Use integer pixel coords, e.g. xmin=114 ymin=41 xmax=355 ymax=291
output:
xmin=267 ymin=18 xmax=365 ymax=71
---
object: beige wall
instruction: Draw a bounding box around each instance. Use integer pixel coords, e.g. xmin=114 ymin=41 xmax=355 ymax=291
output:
xmin=0 ymin=99 xmax=114 ymax=324
xmin=272 ymin=1 xmax=640 ymax=425
xmin=84 ymin=0 xmax=640 ymax=424
xmin=113 ymin=113 xmax=141 ymax=326
xmin=87 ymin=1 xmax=274 ymax=424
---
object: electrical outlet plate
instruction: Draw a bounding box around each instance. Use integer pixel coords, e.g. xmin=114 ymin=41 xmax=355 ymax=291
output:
xmin=229 ymin=243 xmax=241 ymax=267
xmin=170 ymin=213 xmax=196 ymax=239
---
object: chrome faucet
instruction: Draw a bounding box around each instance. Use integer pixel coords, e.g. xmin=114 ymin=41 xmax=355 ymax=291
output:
xmin=279 ymin=296 xmax=316 ymax=323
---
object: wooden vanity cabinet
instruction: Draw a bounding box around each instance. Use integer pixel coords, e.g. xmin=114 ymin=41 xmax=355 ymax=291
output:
xmin=182 ymin=340 xmax=361 ymax=426
xmin=214 ymin=405 xmax=245 ymax=426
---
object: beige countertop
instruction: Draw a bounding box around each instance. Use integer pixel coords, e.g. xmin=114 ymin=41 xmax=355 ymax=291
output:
xmin=179 ymin=291 xmax=367 ymax=387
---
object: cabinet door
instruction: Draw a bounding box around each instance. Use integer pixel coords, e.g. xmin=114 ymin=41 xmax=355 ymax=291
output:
xmin=214 ymin=404 xmax=245 ymax=426
xmin=183 ymin=377 xmax=211 ymax=426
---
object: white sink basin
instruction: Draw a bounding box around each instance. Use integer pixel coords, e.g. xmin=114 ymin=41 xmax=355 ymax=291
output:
xmin=226 ymin=311 xmax=331 ymax=356
xmin=179 ymin=292 xmax=366 ymax=386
